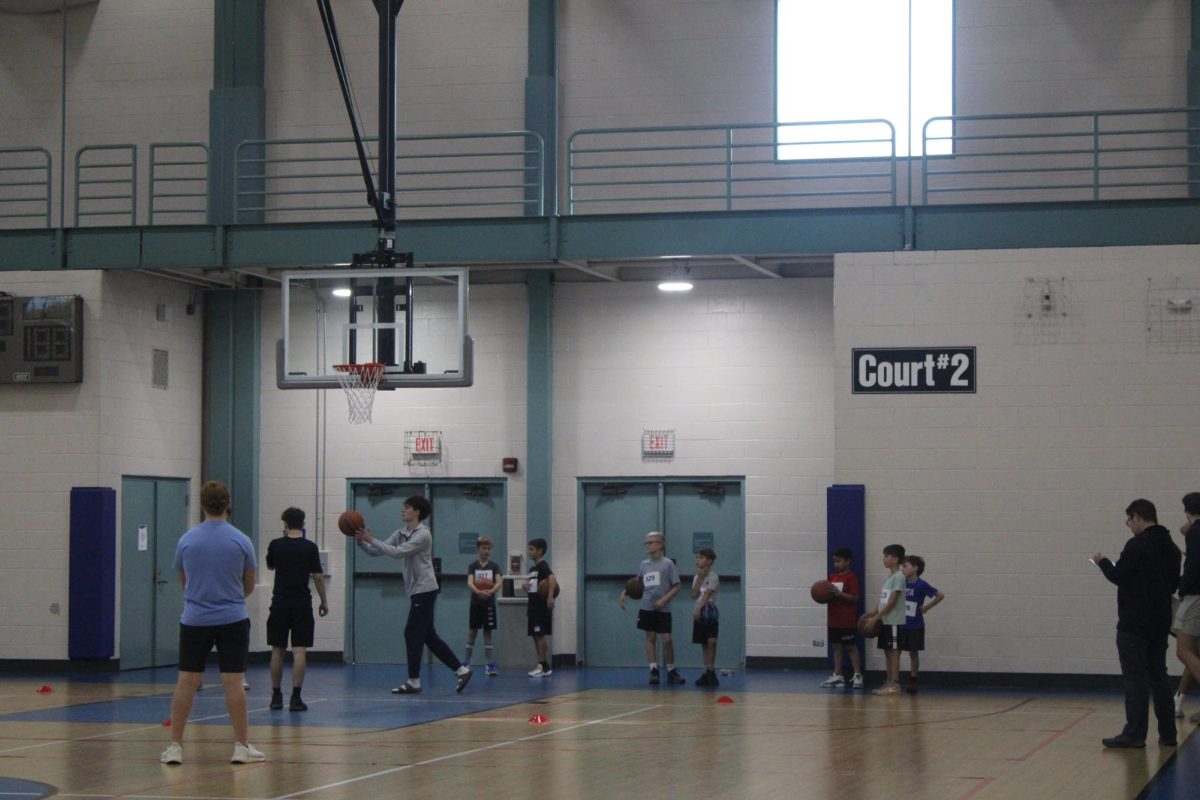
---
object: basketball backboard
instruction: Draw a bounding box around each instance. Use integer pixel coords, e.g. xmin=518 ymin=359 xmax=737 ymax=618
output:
xmin=276 ymin=266 xmax=472 ymax=390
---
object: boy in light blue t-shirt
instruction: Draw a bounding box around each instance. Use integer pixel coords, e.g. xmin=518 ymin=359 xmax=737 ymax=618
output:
xmin=866 ymin=543 xmax=906 ymax=696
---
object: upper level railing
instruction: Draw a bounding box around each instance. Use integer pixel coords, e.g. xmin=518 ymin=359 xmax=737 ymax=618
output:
xmin=2 ymin=110 xmax=1198 ymax=230
xmin=233 ymin=130 xmax=544 ymax=223
xmin=567 ymin=120 xmax=898 ymax=214
xmin=0 ymin=147 xmax=52 ymax=228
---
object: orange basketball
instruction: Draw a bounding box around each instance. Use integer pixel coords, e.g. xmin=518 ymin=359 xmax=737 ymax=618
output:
xmin=810 ymin=580 xmax=836 ymax=604
xmin=538 ymin=579 xmax=561 ymax=599
xmin=625 ymin=576 xmax=644 ymax=600
xmin=857 ymin=613 xmax=880 ymax=639
xmin=475 ymin=577 xmax=495 ymax=592
xmin=338 ymin=510 xmax=364 ymax=536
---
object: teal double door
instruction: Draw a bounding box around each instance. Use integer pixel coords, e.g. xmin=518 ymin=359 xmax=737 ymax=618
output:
xmin=347 ymin=480 xmax=506 ymax=664
xmin=581 ymin=479 xmax=745 ymax=669
xmin=119 ymin=476 xmax=191 ymax=670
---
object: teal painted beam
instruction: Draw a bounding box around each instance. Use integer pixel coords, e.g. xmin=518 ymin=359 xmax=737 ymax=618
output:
xmin=203 ymin=289 xmax=262 ymax=546
xmin=914 ymin=200 xmax=1200 ymax=250
xmin=13 ymin=199 xmax=1200 ymax=272
xmin=526 ymin=0 xmax=557 ymax=215
xmin=209 ymin=1 xmax=266 ymax=225
xmin=558 ymin=208 xmax=906 ymax=259
xmin=526 ymin=271 xmax=553 ymax=550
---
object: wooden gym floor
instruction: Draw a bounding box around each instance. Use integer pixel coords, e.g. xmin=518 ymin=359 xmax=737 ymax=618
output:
xmin=0 ymin=665 xmax=1193 ymax=799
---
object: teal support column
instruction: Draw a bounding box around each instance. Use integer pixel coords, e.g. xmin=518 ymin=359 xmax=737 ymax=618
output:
xmin=203 ymin=290 xmax=262 ymax=545
xmin=209 ymin=1 xmax=266 ymax=224
xmin=526 ymin=0 xmax=557 ymax=215
xmin=526 ymin=272 xmax=553 ymax=550
xmin=1190 ymin=1 xmax=1200 ymax=196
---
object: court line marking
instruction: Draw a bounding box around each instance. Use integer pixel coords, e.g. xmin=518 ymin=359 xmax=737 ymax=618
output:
xmin=271 ymin=703 xmax=662 ymax=800
xmin=0 ymin=702 xmax=284 ymax=755
xmin=1007 ymin=707 xmax=1095 ymax=761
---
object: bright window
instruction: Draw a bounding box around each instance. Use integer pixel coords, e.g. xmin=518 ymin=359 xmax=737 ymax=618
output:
xmin=776 ymin=0 xmax=954 ymax=159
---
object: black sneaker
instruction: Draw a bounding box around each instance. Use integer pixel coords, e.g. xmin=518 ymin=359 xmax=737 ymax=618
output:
xmin=1101 ymin=735 xmax=1145 ymax=749
xmin=666 ymin=669 xmax=685 ymax=685
xmin=695 ymin=672 xmax=712 ymax=686
xmin=455 ymin=668 xmax=473 ymax=693
xmin=708 ymin=670 xmax=720 ymax=687
xmin=289 ymin=695 xmax=307 ymax=712
xmin=649 ymin=667 xmax=660 ymax=685
xmin=392 ymin=683 xmax=421 ymax=694
xmin=269 ymin=690 xmax=283 ymax=710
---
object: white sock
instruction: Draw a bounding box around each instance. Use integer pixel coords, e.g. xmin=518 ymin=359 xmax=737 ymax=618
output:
xmin=648 ymin=662 xmax=658 ymax=670
xmin=456 ymin=665 xmax=470 ymax=675
xmin=407 ymin=678 xmax=420 ymax=688
xmin=666 ymin=664 xmax=675 ymax=671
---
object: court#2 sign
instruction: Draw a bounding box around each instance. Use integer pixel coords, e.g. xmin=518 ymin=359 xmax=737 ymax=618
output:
xmin=852 ymin=347 xmax=976 ymax=394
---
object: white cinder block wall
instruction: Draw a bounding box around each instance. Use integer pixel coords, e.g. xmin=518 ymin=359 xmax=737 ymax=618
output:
xmin=551 ymin=279 xmax=836 ymax=659
xmin=257 ymin=283 xmax=529 ymax=654
xmin=0 ymin=271 xmax=202 ymax=660
xmin=836 ymin=246 xmax=1200 ymax=675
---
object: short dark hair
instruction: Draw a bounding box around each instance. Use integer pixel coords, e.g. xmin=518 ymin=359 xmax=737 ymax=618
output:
xmin=832 ymin=547 xmax=853 ymax=561
xmin=902 ymin=554 xmax=925 ymax=575
xmin=1126 ymin=498 xmax=1157 ymax=524
xmin=697 ymin=547 xmax=716 ymax=561
xmin=1184 ymin=493 xmax=1200 ymax=517
xmin=281 ymin=507 xmax=305 ymax=530
xmin=404 ymin=495 xmax=432 ymax=521
xmin=883 ymin=544 xmax=906 ymax=560
xmin=200 ymin=480 xmax=230 ymax=516
xmin=528 ymin=538 xmax=547 ymax=556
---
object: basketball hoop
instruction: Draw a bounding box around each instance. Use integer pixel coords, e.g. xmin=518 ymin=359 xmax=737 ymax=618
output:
xmin=332 ymin=363 xmax=385 ymax=424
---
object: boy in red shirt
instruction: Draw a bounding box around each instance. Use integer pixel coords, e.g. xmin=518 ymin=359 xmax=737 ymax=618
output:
xmin=820 ymin=547 xmax=863 ymax=689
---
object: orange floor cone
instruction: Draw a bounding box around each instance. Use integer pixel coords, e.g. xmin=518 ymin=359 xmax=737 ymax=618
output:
xmin=162 ymin=719 xmax=172 ymax=727
xmin=528 ymin=713 xmax=549 ymax=725
xmin=36 ymin=685 xmax=53 ymax=694
xmin=716 ymin=695 xmax=734 ymax=704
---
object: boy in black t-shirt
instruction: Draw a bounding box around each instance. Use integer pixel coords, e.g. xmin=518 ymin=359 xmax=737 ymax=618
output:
xmin=526 ymin=538 xmax=557 ymax=677
xmin=464 ymin=535 xmax=503 ymax=676
xmin=266 ymin=507 xmax=328 ymax=711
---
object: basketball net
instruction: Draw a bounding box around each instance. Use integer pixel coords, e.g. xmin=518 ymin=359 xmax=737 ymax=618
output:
xmin=332 ymin=363 xmax=385 ymax=424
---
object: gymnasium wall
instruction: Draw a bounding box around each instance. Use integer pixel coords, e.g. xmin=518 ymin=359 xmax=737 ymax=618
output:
xmin=0 ymin=270 xmax=202 ymax=660
xmin=835 ymin=245 xmax=1200 ymax=676
xmin=257 ymin=282 xmax=530 ymax=654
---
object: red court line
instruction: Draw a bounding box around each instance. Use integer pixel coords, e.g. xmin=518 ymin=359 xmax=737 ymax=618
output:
xmin=1007 ymin=707 xmax=1095 ymax=761
xmin=955 ymin=776 xmax=995 ymax=800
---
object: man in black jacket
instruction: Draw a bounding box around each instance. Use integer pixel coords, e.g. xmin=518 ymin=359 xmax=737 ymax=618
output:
xmin=1094 ymin=498 xmax=1182 ymax=748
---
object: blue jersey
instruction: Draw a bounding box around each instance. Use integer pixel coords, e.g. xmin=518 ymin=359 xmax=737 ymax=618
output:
xmin=173 ymin=520 xmax=256 ymax=626
xmin=903 ymin=577 xmax=939 ymax=629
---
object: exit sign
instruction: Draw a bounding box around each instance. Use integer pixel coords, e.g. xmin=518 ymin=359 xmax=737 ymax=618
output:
xmin=642 ymin=429 xmax=675 ymax=458
xmin=405 ymin=430 xmax=443 ymax=465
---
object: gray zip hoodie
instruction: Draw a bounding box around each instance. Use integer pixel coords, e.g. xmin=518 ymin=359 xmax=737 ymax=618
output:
xmin=356 ymin=523 xmax=439 ymax=596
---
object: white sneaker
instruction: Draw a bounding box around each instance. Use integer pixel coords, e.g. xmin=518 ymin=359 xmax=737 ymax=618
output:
xmin=231 ymin=742 xmax=266 ymax=764
xmin=873 ymin=682 xmax=901 ymax=696
xmin=1175 ymin=692 xmax=1185 ymax=718
xmin=528 ymin=665 xmax=552 ymax=677
xmin=850 ymin=673 xmax=864 ymax=689
xmin=160 ymin=742 xmax=183 ymax=765
xmin=819 ymin=673 xmax=845 ymax=688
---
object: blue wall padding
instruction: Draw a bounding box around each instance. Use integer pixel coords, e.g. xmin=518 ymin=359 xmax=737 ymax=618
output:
xmin=69 ymin=487 xmax=116 ymax=660
xmin=826 ymin=484 xmax=866 ymax=661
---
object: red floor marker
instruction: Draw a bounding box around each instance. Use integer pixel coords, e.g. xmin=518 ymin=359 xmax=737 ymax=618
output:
xmin=528 ymin=714 xmax=549 ymax=725
xmin=36 ymin=685 xmax=53 ymax=694
xmin=162 ymin=719 xmax=172 ymax=727
xmin=716 ymin=695 xmax=734 ymax=704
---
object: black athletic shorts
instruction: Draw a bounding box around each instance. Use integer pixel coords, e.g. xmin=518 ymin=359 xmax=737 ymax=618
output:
xmin=692 ymin=619 xmax=719 ymax=644
xmin=637 ymin=609 xmax=672 ymax=634
xmin=178 ymin=618 xmax=250 ymax=673
xmin=528 ymin=613 xmax=552 ymax=637
xmin=266 ymin=602 xmax=315 ymax=648
xmin=898 ymin=627 xmax=925 ymax=651
xmin=829 ymin=626 xmax=858 ymax=645
xmin=876 ymin=624 xmax=901 ymax=651
xmin=470 ymin=603 xmax=497 ymax=631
